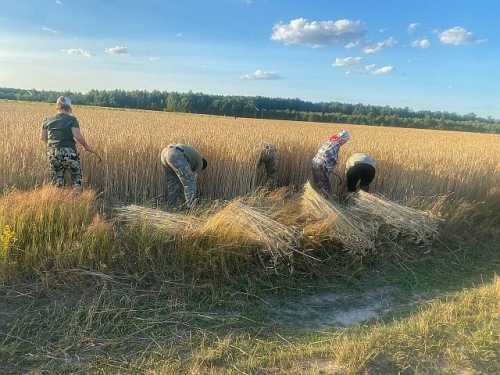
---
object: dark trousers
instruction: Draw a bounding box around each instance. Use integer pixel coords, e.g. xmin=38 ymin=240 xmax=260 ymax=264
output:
xmin=346 ymin=163 xmax=376 ymax=192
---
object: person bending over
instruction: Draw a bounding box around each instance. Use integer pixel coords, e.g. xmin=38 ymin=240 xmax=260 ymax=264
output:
xmin=311 ymin=129 xmax=351 ymax=198
xmin=257 ymin=142 xmax=279 ymax=188
xmin=160 ymin=144 xmax=207 ymax=209
xmin=345 ymin=153 xmax=376 ymax=193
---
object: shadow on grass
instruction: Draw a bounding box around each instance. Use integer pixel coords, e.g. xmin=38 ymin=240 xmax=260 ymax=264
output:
xmin=1 ymin=231 xmax=499 ymax=374
xmin=1 ymin=191 xmax=500 ymax=374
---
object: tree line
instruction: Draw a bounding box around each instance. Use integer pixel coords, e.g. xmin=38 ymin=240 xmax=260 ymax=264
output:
xmin=1 ymin=87 xmax=499 ymax=134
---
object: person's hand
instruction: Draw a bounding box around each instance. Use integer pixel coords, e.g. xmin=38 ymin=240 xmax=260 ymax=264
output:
xmin=84 ymin=144 xmax=94 ymax=153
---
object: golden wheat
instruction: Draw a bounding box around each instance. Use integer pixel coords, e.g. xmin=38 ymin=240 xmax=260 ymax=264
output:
xmin=196 ymin=200 xmax=299 ymax=269
xmin=301 ymin=182 xmax=378 ymax=255
xmin=115 ymin=204 xmax=203 ymax=236
xmin=1 ymin=101 xmax=499 ymax=203
xmin=348 ymin=190 xmax=442 ymax=244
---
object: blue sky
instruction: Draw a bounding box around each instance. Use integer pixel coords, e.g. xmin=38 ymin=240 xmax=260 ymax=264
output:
xmin=0 ymin=0 xmax=499 ymax=117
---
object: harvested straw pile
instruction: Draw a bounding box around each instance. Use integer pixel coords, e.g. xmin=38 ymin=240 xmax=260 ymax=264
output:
xmin=115 ymin=205 xmax=202 ymax=237
xmin=242 ymin=187 xmax=303 ymax=226
xmin=348 ymin=191 xmax=441 ymax=244
xmin=301 ymin=183 xmax=377 ymax=256
xmin=196 ymin=200 xmax=298 ymax=269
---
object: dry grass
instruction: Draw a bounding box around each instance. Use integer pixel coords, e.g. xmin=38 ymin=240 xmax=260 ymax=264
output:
xmin=1 ymin=101 xmax=499 ymax=203
xmin=191 ymin=276 xmax=499 ymax=375
xmin=0 ymin=186 xmax=114 ymax=280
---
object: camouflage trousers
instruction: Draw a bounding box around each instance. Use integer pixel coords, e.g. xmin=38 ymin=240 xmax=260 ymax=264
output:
xmin=257 ymin=143 xmax=279 ymax=188
xmin=47 ymin=147 xmax=82 ymax=188
xmin=311 ymin=161 xmax=332 ymax=198
xmin=161 ymin=146 xmax=198 ymax=208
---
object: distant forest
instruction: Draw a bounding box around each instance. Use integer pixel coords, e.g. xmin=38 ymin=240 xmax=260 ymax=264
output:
xmin=1 ymin=87 xmax=499 ymax=134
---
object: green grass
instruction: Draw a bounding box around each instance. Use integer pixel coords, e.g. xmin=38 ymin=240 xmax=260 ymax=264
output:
xmin=0 ymin=187 xmax=499 ymax=374
xmin=1 ymin=236 xmax=499 ymax=374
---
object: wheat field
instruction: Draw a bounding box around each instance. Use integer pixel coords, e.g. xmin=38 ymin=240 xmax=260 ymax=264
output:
xmin=1 ymin=100 xmax=499 ymax=203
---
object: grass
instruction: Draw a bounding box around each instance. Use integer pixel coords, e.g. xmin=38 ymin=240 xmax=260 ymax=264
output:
xmin=0 ymin=184 xmax=450 ymax=283
xmin=0 ymin=187 xmax=499 ymax=374
xmin=1 ymin=235 xmax=498 ymax=374
xmin=0 ymin=186 xmax=115 ymax=281
xmin=1 ymin=100 xmax=499 ymax=373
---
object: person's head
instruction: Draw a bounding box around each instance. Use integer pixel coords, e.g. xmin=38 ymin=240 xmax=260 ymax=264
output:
xmin=202 ymin=158 xmax=208 ymax=171
xmin=329 ymin=128 xmax=351 ymax=145
xmin=56 ymin=96 xmax=72 ymax=113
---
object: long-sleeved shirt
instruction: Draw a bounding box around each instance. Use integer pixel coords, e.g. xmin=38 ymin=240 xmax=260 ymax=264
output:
xmin=162 ymin=144 xmax=203 ymax=173
xmin=312 ymin=140 xmax=341 ymax=172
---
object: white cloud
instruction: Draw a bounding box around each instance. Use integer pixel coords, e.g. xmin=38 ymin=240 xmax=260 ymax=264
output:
xmin=363 ymin=36 xmax=397 ymax=54
xmin=148 ymin=57 xmax=160 ymax=62
xmin=412 ymin=38 xmax=431 ymax=49
xmin=61 ymin=48 xmax=93 ymax=58
xmin=340 ymin=63 xmax=395 ymax=76
xmin=176 ymin=33 xmax=183 ymax=38
xmin=241 ymin=69 xmax=282 ymax=80
xmin=333 ymin=56 xmax=363 ymax=67
xmin=105 ymin=46 xmax=128 ymax=55
xmin=408 ymin=23 xmax=420 ymax=33
xmin=55 ymin=0 xmax=63 ymax=5
xmin=372 ymin=66 xmax=394 ymax=76
xmin=344 ymin=41 xmax=359 ymax=49
xmin=42 ymin=26 xmax=58 ymax=34
xmin=439 ymin=26 xmax=477 ymax=45
xmin=271 ymin=17 xmax=365 ymax=47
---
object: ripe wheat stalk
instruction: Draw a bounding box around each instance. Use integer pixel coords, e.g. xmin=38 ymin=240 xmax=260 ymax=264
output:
xmin=1 ymin=101 xmax=499 ymax=204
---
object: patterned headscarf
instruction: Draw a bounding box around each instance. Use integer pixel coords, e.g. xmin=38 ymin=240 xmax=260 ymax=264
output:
xmin=329 ymin=129 xmax=351 ymax=144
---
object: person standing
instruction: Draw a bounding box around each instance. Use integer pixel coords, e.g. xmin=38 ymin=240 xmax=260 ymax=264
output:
xmin=311 ymin=129 xmax=351 ymax=197
xmin=41 ymin=96 xmax=94 ymax=190
xmin=160 ymin=144 xmax=207 ymax=208
xmin=345 ymin=153 xmax=376 ymax=193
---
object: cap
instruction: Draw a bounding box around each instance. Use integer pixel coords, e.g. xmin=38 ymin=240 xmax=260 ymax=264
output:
xmin=56 ymin=96 xmax=72 ymax=107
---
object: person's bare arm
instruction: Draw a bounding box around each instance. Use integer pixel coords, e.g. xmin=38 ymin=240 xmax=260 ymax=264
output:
xmin=71 ymin=127 xmax=93 ymax=152
xmin=41 ymin=129 xmax=48 ymax=143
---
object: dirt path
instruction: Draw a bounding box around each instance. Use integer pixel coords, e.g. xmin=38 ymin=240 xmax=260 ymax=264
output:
xmin=265 ymin=286 xmax=399 ymax=331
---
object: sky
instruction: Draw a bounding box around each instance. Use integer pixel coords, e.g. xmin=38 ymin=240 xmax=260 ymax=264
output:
xmin=0 ymin=0 xmax=499 ymax=117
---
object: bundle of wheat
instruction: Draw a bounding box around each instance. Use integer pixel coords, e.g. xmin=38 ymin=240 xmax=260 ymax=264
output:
xmin=301 ymin=183 xmax=377 ymax=255
xmin=195 ymin=200 xmax=298 ymax=269
xmin=348 ymin=191 xmax=441 ymax=244
xmin=115 ymin=205 xmax=203 ymax=237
